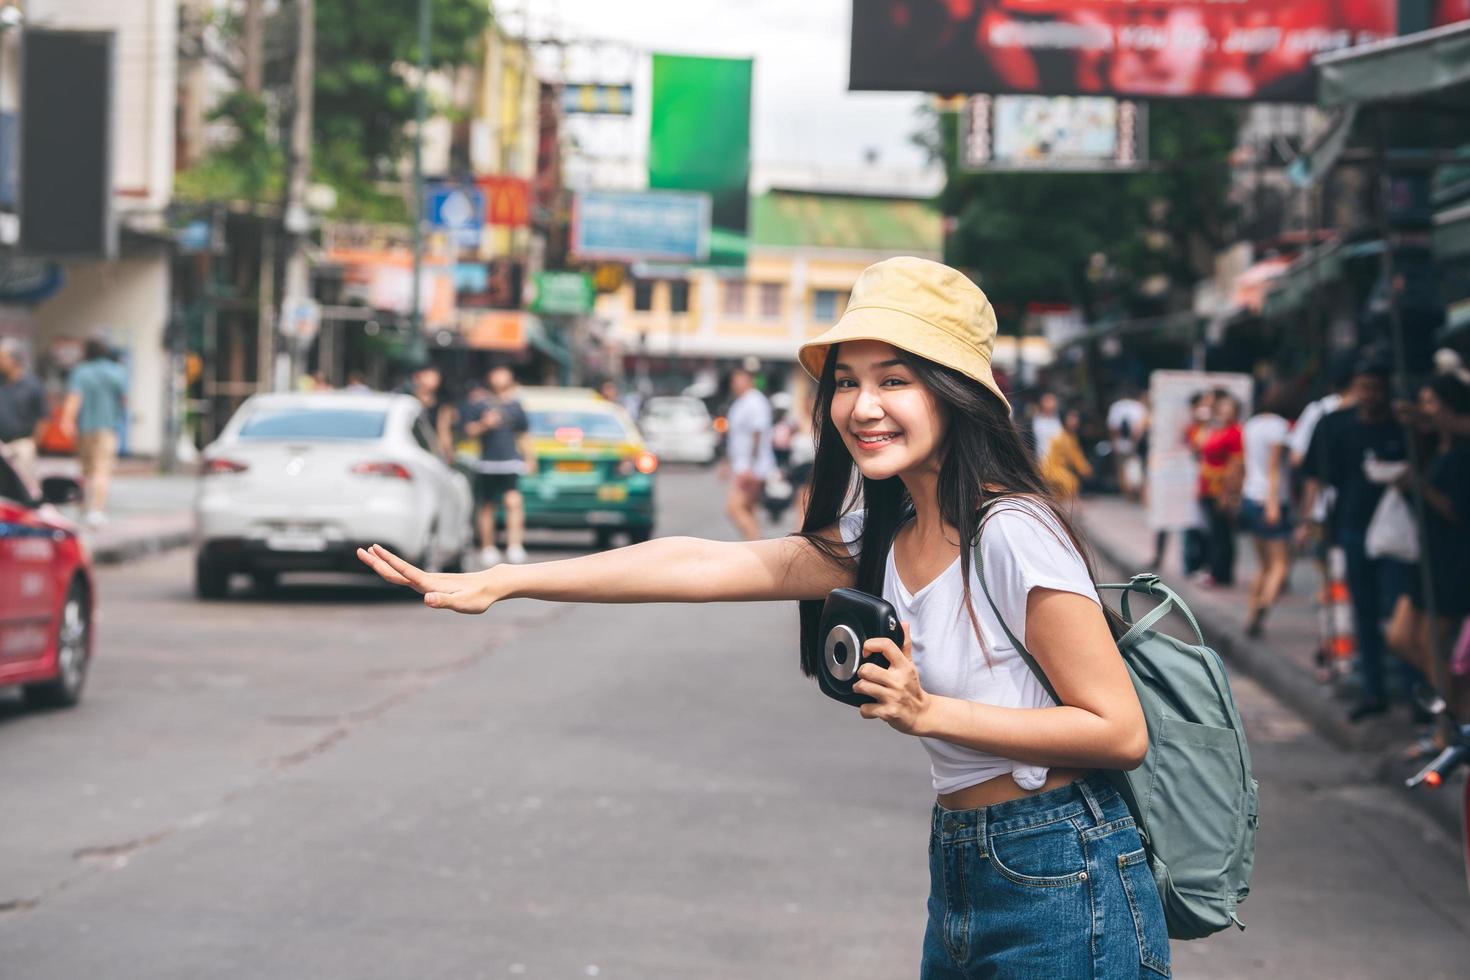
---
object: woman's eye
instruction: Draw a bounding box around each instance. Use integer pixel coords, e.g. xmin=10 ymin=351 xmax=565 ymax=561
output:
xmin=835 ymin=378 xmax=857 ymax=389
xmin=881 ymin=377 xmax=908 ymax=387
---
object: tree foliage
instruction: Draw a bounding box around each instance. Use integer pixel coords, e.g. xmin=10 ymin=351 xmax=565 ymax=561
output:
xmin=176 ymin=0 xmax=490 ymax=217
xmin=931 ymin=101 xmax=1242 ymax=325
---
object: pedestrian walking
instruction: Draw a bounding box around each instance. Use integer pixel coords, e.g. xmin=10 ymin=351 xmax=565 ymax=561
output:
xmin=462 ymin=366 xmax=530 ymax=567
xmin=1107 ymin=386 xmax=1147 ymax=500
xmin=1294 ymin=355 xmax=1358 ymax=680
xmin=1195 ymin=390 xmax=1243 ymax=587
xmin=1394 ymin=375 xmax=1470 ymax=718
xmin=0 ymin=337 xmax=47 ymax=486
xmin=1029 ymin=391 xmax=1062 ymax=463
xmin=60 ymin=338 xmax=128 ymax=528
xmin=722 ymin=360 xmax=776 ymax=541
xmin=1240 ymin=383 xmax=1294 ymax=637
xmin=358 ymin=256 xmax=1166 ymax=977
xmin=1305 ymin=357 xmax=1411 ymax=722
xmin=1040 ymin=406 xmax=1093 ymax=501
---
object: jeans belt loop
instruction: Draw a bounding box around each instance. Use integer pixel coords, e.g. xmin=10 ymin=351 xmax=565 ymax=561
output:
xmin=1077 ymin=777 xmax=1106 ymax=824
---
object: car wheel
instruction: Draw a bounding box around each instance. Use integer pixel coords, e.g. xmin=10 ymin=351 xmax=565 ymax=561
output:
xmin=627 ymin=525 xmax=653 ymax=545
xmin=251 ymin=570 xmax=279 ymax=594
xmin=594 ymin=528 xmax=617 ymax=551
xmin=23 ymin=581 xmax=91 ymax=710
xmin=195 ymin=552 xmax=231 ymax=599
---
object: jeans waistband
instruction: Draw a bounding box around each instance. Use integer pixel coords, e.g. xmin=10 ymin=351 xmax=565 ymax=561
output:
xmin=930 ymin=773 xmax=1119 ymax=843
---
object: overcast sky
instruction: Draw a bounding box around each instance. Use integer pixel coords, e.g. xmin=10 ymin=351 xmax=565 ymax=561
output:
xmin=526 ymin=0 xmax=934 ymax=174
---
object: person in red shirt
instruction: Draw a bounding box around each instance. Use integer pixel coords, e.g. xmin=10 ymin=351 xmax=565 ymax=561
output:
xmin=1196 ymin=391 xmax=1245 ymax=586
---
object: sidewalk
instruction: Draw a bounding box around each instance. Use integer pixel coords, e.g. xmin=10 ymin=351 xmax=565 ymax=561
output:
xmin=1077 ymin=494 xmax=1463 ymax=831
xmin=36 ymin=456 xmax=195 ymax=566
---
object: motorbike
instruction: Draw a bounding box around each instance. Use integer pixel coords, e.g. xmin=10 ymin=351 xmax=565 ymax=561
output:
xmin=1405 ymin=715 xmax=1470 ymax=892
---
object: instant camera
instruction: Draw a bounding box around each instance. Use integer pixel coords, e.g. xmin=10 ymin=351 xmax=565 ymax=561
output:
xmin=816 ymin=588 xmax=905 ymax=706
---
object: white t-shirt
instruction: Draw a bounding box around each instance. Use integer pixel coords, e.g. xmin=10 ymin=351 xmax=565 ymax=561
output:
xmin=1107 ymin=398 xmax=1147 ymax=453
xmin=839 ymin=499 xmax=1101 ymax=795
xmin=1032 ymin=414 xmax=1062 ymax=462
xmin=1288 ymin=393 xmax=1340 ymax=462
xmin=1242 ymin=413 xmax=1291 ymax=504
xmin=726 ymin=389 xmax=776 ymax=477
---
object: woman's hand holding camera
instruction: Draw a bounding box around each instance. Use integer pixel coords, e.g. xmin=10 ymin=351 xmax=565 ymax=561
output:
xmin=852 ymin=623 xmax=930 ymax=735
xmin=357 ymin=544 xmax=501 ymax=614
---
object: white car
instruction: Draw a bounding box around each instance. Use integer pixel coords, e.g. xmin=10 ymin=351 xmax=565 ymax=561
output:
xmin=638 ymin=396 xmax=718 ymax=464
xmin=193 ymin=392 xmax=474 ymax=598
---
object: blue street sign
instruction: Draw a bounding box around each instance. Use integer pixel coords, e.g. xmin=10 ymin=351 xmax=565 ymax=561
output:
xmin=426 ymin=185 xmax=485 ymax=247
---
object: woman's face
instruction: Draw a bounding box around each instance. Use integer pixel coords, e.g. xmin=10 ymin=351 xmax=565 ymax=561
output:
xmin=1419 ymin=386 xmax=1444 ymax=429
xmin=829 ymin=340 xmax=945 ymax=481
xmin=1215 ymin=396 xmax=1239 ymax=425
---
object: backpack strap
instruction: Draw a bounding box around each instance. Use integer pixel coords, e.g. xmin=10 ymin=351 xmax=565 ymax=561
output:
xmin=1097 ymin=573 xmax=1206 ymax=647
xmin=970 ymin=524 xmax=1062 ymax=707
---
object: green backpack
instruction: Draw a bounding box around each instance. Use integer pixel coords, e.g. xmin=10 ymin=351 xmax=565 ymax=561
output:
xmin=974 ymin=545 xmax=1259 ymax=941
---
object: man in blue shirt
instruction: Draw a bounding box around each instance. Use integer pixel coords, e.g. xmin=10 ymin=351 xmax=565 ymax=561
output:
xmin=61 ymin=338 xmax=128 ymax=528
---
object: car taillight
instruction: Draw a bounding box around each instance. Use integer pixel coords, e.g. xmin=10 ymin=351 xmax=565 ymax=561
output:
xmin=204 ymin=458 xmax=249 ymax=475
xmin=351 ymin=461 xmax=412 ymax=480
xmin=617 ymin=451 xmax=658 ymax=476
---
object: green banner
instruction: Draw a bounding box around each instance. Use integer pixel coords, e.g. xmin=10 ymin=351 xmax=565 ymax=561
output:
xmin=529 ymin=271 xmax=594 ymax=315
xmin=649 ymin=54 xmax=752 ymax=265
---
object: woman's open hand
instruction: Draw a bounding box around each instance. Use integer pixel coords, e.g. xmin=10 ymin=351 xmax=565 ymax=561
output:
xmin=356 ymin=544 xmax=497 ymax=614
xmin=852 ymin=622 xmax=930 ymax=735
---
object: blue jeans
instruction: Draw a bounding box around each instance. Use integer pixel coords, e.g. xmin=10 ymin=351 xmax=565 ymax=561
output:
xmin=1338 ymin=531 xmax=1415 ymax=705
xmin=922 ymin=775 xmax=1170 ymax=978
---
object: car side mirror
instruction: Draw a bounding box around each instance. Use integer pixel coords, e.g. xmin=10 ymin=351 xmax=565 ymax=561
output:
xmin=40 ymin=475 xmax=83 ymax=506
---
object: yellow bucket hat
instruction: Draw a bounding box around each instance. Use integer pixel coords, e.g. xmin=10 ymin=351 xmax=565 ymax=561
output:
xmin=797 ymin=256 xmax=1009 ymax=413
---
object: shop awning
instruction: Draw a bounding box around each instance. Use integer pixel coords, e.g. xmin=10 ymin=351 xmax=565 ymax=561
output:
xmin=1317 ymin=21 xmax=1470 ymax=110
xmin=1260 ymin=239 xmax=1385 ymax=318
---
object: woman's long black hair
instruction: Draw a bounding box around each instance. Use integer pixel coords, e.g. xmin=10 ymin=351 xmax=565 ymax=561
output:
xmin=795 ymin=345 xmax=1116 ymax=677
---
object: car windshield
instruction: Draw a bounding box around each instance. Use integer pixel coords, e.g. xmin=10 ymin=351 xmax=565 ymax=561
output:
xmin=527 ymin=409 xmax=630 ymax=442
xmin=238 ymin=408 xmax=386 ymax=440
xmin=645 ymin=400 xmax=707 ymax=420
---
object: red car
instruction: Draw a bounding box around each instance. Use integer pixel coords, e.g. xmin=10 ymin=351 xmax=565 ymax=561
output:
xmin=0 ymin=447 xmax=94 ymax=709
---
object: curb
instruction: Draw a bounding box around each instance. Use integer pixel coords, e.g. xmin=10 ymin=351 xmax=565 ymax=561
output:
xmin=89 ymin=528 xmax=194 ymax=566
xmin=1084 ymin=523 xmax=1466 ymax=837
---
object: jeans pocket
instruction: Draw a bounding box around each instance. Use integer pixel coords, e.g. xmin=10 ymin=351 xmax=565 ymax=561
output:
xmin=987 ymin=819 xmax=1089 ymax=888
xmin=1118 ymin=848 xmax=1172 ymax=977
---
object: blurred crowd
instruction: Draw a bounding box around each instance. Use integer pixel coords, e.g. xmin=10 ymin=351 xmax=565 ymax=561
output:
xmin=1019 ymin=347 xmax=1470 ymax=750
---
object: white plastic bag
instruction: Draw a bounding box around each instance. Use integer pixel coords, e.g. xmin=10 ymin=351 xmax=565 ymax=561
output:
xmin=1365 ymin=487 xmax=1419 ymax=563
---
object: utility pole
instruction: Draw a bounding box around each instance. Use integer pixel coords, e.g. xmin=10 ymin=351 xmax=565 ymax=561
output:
xmin=277 ymin=0 xmax=315 ymax=390
xmin=242 ymin=0 xmax=263 ymax=93
xmin=410 ymin=0 xmax=430 ymax=346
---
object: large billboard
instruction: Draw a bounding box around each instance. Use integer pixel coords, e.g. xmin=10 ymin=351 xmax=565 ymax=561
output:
xmin=649 ymin=54 xmax=752 ymax=262
xmin=961 ymin=95 xmax=1145 ymax=171
xmin=850 ymin=1 xmax=1425 ymax=101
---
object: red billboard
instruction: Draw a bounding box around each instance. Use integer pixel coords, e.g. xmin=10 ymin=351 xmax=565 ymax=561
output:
xmin=850 ymin=1 xmax=1466 ymax=101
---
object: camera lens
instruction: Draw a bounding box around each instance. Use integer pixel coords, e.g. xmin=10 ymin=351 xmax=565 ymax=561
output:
xmin=824 ymin=624 xmax=862 ymax=682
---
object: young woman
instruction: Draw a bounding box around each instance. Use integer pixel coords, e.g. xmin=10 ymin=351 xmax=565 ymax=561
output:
xmin=1239 ymin=383 xmax=1295 ymax=637
xmin=1196 ymin=392 xmax=1244 ymax=587
xmin=1039 ymin=405 xmax=1094 ymax=501
xmin=358 ymin=257 xmax=1167 ymax=978
xmin=1394 ymin=375 xmax=1470 ymax=722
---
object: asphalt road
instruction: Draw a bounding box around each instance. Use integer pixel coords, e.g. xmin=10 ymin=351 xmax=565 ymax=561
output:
xmin=2 ymin=468 xmax=1467 ymax=978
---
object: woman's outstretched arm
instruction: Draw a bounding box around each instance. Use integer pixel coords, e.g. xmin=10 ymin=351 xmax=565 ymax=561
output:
xmin=357 ymin=531 xmax=855 ymax=614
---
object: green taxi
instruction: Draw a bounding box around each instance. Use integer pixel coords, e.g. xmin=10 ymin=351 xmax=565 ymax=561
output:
xmin=517 ymin=387 xmax=657 ymax=548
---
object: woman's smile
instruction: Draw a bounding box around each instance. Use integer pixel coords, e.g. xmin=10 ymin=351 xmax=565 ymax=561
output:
xmin=854 ymin=428 xmax=903 ymax=451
